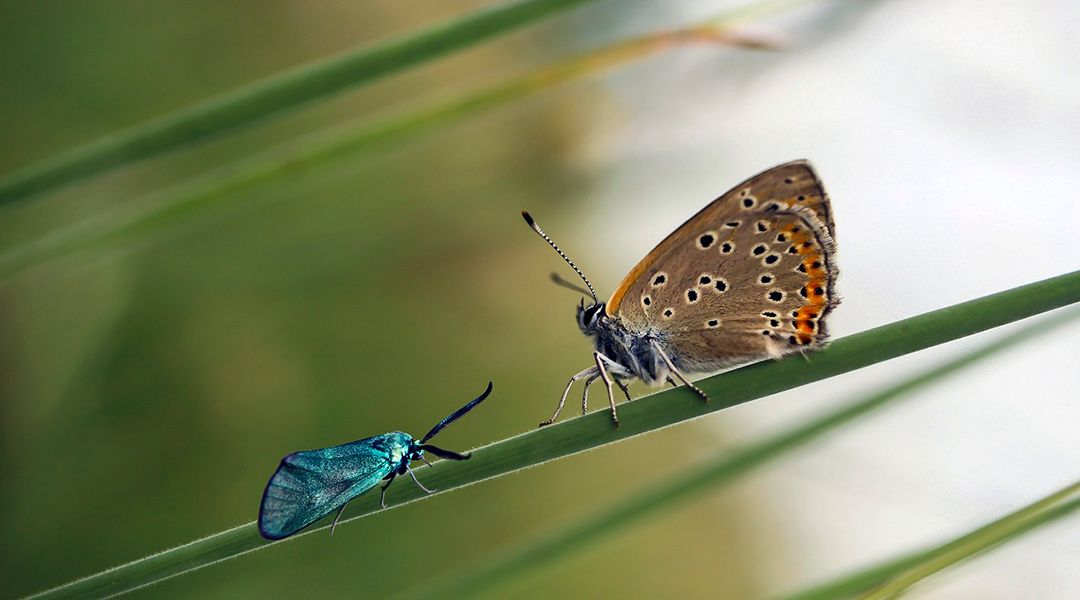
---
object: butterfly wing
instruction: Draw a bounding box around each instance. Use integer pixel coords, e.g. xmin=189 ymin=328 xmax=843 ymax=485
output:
xmin=258 ymin=432 xmax=408 ymax=540
xmin=608 ymin=161 xmax=839 ymax=372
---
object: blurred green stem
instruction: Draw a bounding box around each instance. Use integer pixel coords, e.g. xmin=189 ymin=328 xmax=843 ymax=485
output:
xmin=783 ymin=480 xmax=1080 ymax=600
xmin=0 ymin=0 xmax=600 ymax=205
xmin=859 ymin=481 xmax=1080 ymax=599
xmin=402 ymin=305 xmax=1080 ymax=599
xmin=26 ymin=271 xmax=1080 ymax=599
xmin=0 ymin=16 xmax=777 ymax=278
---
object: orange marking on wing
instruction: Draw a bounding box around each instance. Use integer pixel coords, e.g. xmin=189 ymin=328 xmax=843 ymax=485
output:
xmin=796 ymin=307 xmax=821 ymax=321
xmin=803 ymin=254 xmax=826 ymax=278
xmin=806 ymin=277 xmax=827 ymax=306
xmin=606 ymin=252 xmax=661 ymax=316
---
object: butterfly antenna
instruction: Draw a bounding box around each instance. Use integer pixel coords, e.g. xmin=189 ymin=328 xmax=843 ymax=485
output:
xmin=549 ymin=272 xmax=593 ymax=298
xmin=420 ymin=381 xmax=493 ymax=444
xmin=521 ymin=211 xmax=599 ymax=304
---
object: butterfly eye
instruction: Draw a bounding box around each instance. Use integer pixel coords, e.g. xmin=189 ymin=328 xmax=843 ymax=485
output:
xmin=581 ymin=303 xmax=604 ymax=326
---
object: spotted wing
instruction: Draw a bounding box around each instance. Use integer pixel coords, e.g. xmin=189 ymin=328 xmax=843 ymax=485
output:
xmin=608 ymin=161 xmax=839 ymax=372
xmin=258 ymin=433 xmax=404 ymax=540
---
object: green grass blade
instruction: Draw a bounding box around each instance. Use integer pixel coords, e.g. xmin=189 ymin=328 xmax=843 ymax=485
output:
xmin=784 ymin=481 xmax=1080 ymax=600
xmin=0 ymin=21 xmax=775 ymax=278
xmin=0 ymin=0 xmax=598 ymax=205
xmin=402 ymin=305 xmax=1080 ymax=599
xmin=859 ymin=482 xmax=1080 ymax=600
xmin=25 ymin=271 xmax=1080 ymax=598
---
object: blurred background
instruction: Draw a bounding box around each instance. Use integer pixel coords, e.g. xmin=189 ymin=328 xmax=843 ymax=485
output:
xmin=1 ymin=0 xmax=1078 ymax=598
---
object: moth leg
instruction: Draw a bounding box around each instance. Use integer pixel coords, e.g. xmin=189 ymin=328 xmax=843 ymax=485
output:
xmin=580 ymin=372 xmax=600 ymax=416
xmin=379 ymin=474 xmax=397 ymax=509
xmin=593 ymin=351 xmax=619 ymax=427
xmin=540 ymin=365 xmax=598 ymax=427
xmin=666 ymin=376 xmax=678 ymax=388
xmin=330 ymin=503 xmax=349 ymax=536
xmin=615 ymin=378 xmax=633 ymax=402
xmin=406 ymin=464 xmax=436 ymax=495
xmin=652 ymin=341 xmax=708 ymax=402
xmin=419 ymin=455 xmax=434 ymax=468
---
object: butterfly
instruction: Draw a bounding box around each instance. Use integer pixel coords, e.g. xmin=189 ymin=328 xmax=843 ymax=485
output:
xmin=258 ymin=382 xmax=492 ymax=540
xmin=523 ymin=160 xmax=839 ymax=427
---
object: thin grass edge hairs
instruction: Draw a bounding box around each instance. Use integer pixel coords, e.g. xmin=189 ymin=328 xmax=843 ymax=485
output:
xmin=523 ymin=160 xmax=840 ymax=428
xmin=258 ymin=382 xmax=494 ymax=541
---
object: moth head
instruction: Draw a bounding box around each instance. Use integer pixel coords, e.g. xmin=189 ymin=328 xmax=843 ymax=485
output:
xmin=407 ymin=440 xmax=425 ymax=462
xmin=576 ymin=299 xmax=606 ymax=334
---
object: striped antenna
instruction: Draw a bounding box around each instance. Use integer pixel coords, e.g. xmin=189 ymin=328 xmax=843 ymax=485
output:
xmin=521 ymin=211 xmax=599 ymax=304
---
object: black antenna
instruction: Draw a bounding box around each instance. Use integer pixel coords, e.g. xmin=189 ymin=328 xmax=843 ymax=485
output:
xmin=521 ymin=211 xmax=599 ymax=304
xmin=420 ymin=381 xmax=493 ymax=444
xmin=549 ymin=272 xmax=593 ymax=298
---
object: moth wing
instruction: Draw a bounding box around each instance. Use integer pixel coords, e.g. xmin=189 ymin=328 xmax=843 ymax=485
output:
xmin=258 ymin=434 xmax=401 ymax=540
xmin=608 ymin=160 xmax=834 ymax=327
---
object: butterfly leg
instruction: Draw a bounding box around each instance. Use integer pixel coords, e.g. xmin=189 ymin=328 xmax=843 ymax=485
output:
xmin=406 ymin=464 xmax=437 ymax=495
xmin=580 ymin=372 xmax=600 ymax=416
xmin=652 ymin=341 xmax=708 ymax=401
xmin=379 ymin=474 xmax=398 ymax=509
xmin=593 ymin=351 xmax=620 ymax=427
xmin=540 ymin=365 xmax=599 ymax=427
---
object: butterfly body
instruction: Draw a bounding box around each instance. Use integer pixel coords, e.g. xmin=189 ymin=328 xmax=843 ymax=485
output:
xmin=258 ymin=383 xmax=492 ymax=540
xmin=527 ymin=160 xmax=839 ymax=426
xmin=578 ymin=303 xmax=666 ymax=385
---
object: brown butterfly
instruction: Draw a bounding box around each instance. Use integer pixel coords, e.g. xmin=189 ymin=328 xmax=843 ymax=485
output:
xmin=523 ymin=160 xmax=839 ymax=427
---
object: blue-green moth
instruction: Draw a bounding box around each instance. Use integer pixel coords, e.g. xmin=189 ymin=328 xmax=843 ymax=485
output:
xmin=258 ymin=382 xmax=492 ymax=540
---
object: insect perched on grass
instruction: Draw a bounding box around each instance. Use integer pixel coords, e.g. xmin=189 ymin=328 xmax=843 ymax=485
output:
xmin=258 ymin=382 xmax=493 ymax=540
xmin=523 ymin=160 xmax=839 ymax=427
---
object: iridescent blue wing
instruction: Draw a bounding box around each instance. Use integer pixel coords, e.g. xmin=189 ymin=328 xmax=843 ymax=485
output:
xmin=258 ymin=432 xmax=410 ymax=540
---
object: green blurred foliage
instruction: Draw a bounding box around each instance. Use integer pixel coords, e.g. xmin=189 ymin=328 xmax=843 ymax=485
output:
xmin=0 ymin=2 xmax=757 ymax=597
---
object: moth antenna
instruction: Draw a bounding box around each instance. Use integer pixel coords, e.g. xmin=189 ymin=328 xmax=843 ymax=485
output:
xmin=420 ymin=381 xmax=493 ymax=444
xmin=549 ymin=272 xmax=593 ymax=298
xmin=521 ymin=211 xmax=599 ymax=304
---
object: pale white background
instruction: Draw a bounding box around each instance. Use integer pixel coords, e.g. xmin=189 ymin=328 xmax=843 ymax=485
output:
xmin=567 ymin=0 xmax=1080 ymax=596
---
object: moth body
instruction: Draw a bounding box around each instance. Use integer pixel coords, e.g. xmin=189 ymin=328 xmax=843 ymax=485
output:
xmin=257 ymin=383 xmax=492 ymax=540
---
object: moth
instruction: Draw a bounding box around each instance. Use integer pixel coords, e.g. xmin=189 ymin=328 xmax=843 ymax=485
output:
xmin=258 ymin=382 xmax=492 ymax=540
